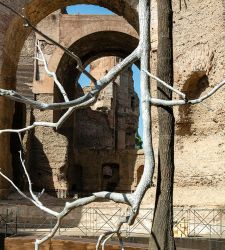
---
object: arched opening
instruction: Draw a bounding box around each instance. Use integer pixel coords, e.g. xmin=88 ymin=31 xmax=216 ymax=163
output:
xmin=23 ymin=8 xmax=140 ymax=196
xmin=1 ymin=0 xmax=138 ymax=87
xmin=0 ymin=1 xmax=140 ymax=196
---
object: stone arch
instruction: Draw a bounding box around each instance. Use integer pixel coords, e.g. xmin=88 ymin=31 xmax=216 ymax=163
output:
xmin=45 ymin=29 xmax=139 ymax=196
xmin=51 ymin=29 xmax=139 ymax=148
xmin=0 ymin=1 xmax=139 ymax=196
xmin=1 ymin=0 xmax=138 ymax=88
xmin=33 ymin=22 xmax=139 ymax=125
xmin=35 ymin=15 xmax=138 ymax=95
xmin=55 ymin=30 xmax=139 ymax=94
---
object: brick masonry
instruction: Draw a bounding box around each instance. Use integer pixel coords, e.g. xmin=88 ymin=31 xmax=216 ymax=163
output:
xmin=0 ymin=0 xmax=225 ymax=207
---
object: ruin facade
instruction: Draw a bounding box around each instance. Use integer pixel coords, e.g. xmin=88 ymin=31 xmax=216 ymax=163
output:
xmin=12 ymin=10 xmax=143 ymax=198
xmin=0 ymin=0 xmax=225 ymax=207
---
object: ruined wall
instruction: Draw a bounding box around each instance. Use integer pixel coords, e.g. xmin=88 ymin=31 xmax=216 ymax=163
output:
xmin=76 ymin=57 xmax=139 ymax=150
xmin=1 ymin=0 xmax=225 ymax=206
xmin=145 ymin=0 xmax=225 ymax=207
xmin=70 ymin=149 xmax=143 ymax=194
xmin=172 ymin=0 xmax=225 ymax=204
xmin=23 ymin=11 xmax=70 ymax=197
xmin=25 ymin=13 xmax=140 ymax=196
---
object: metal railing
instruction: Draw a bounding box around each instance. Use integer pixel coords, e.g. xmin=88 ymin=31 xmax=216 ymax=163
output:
xmin=1 ymin=207 xmax=225 ymax=239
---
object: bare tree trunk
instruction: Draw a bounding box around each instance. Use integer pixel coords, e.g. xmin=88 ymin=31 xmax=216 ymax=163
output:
xmin=149 ymin=0 xmax=176 ymax=249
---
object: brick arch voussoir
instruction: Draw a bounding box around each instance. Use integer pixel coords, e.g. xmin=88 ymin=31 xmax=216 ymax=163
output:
xmin=47 ymin=16 xmax=138 ymax=75
xmin=0 ymin=0 xmax=138 ymax=89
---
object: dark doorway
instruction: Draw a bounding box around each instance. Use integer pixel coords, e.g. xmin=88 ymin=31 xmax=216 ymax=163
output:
xmin=102 ymin=163 xmax=120 ymax=192
xmin=69 ymin=164 xmax=83 ymax=197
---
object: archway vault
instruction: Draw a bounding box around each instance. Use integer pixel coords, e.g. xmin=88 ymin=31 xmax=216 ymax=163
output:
xmin=0 ymin=0 xmax=139 ymax=86
xmin=33 ymin=14 xmax=139 ymax=94
xmin=30 ymin=15 xmax=139 ymax=196
xmin=0 ymin=1 xmax=139 ymax=196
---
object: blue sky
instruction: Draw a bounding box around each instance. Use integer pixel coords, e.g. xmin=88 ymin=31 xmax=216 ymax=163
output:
xmin=67 ymin=5 xmax=143 ymax=138
xmin=67 ymin=5 xmax=113 ymax=15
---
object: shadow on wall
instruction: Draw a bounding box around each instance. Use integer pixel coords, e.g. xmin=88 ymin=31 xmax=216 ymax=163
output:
xmin=176 ymin=71 xmax=209 ymax=136
xmin=29 ymin=134 xmax=55 ymax=195
xmin=135 ymin=165 xmax=144 ymax=187
xmin=10 ymin=103 xmax=26 ymax=190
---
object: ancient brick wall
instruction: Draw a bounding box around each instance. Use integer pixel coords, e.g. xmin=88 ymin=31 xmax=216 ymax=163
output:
xmin=1 ymin=0 xmax=225 ymax=206
xmin=172 ymin=0 xmax=225 ymax=203
xmin=24 ymin=13 xmax=140 ymax=196
xmin=148 ymin=0 xmax=225 ymax=207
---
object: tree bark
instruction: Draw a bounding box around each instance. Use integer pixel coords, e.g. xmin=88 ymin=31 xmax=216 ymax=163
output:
xmin=149 ymin=0 xmax=176 ymax=249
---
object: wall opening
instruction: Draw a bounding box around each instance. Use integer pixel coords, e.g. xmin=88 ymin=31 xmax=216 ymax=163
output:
xmin=102 ymin=163 xmax=120 ymax=191
xmin=74 ymin=56 xmax=140 ymax=151
xmin=69 ymin=164 xmax=83 ymax=197
xmin=177 ymin=71 xmax=209 ymax=136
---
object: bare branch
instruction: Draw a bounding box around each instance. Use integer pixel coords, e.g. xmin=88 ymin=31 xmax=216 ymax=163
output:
xmin=132 ymin=0 xmax=155 ymax=211
xmin=149 ymin=78 xmax=225 ymax=106
xmin=0 ymin=122 xmax=55 ymax=134
xmin=101 ymin=233 xmax=115 ymax=250
xmin=36 ymin=40 xmax=69 ymax=102
xmin=93 ymin=192 xmax=133 ymax=205
xmin=0 ymin=46 xmax=140 ymax=110
xmin=35 ymin=219 xmax=60 ymax=250
xmin=19 ymin=151 xmax=57 ymax=216
xmin=143 ymin=69 xmax=186 ymax=99
xmin=19 ymin=151 xmax=42 ymax=205
xmin=96 ymin=214 xmax=127 ymax=250
xmin=117 ymin=233 xmax=125 ymax=250
xmin=0 ymin=170 xmax=35 ymax=203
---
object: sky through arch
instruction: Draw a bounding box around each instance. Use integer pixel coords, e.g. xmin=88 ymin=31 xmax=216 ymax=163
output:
xmin=66 ymin=5 xmax=143 ymax=138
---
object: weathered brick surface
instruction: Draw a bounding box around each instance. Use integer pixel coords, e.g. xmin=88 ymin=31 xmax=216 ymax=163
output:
xmin=27 ymin=14 xmax=140 ymax=196
xmin=0 ymin=2 xmax=139 ymax=197
xmin=0 ymin=0 xmax=225 ymax=207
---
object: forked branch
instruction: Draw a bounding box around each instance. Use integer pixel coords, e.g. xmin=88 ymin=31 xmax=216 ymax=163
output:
xmin=143 ymin=69 xmax=225 ymax=107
